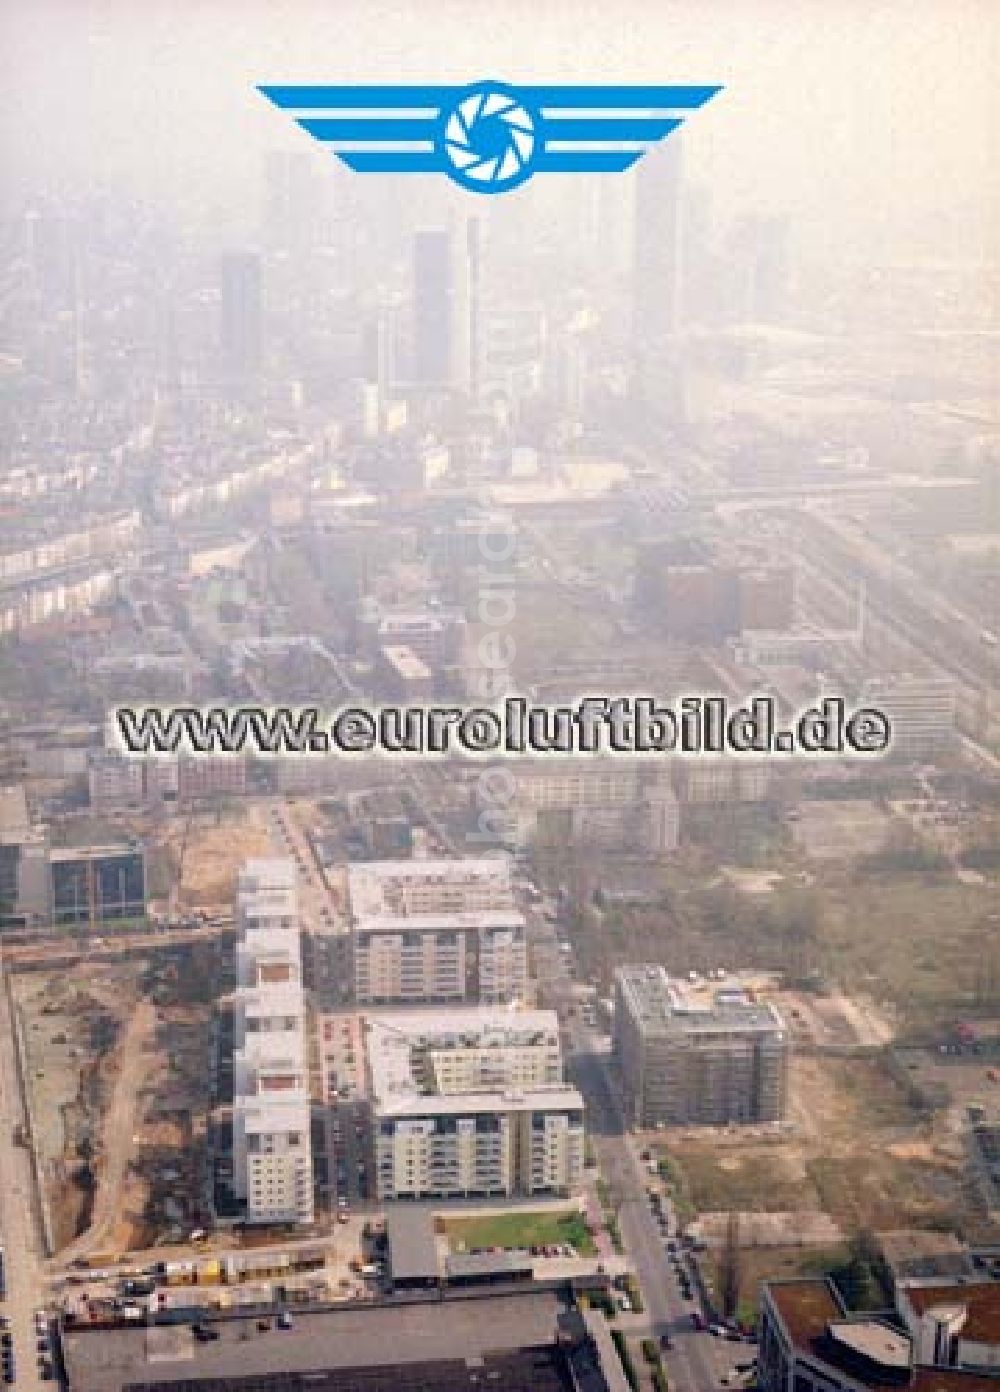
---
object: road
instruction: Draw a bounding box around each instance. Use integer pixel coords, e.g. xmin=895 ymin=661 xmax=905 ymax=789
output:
xmin=525 ymin=894 xmax=734 ymax=1392
xmin=0 ymin=964 xmax=50 ymax=1392
xmin=569 ymin=1029 xmax=724 ymax=1392
xmin=58 ymin=1000 xmax=158 ymax=1267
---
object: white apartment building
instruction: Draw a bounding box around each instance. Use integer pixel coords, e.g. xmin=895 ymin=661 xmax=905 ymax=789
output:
xmin=348 ymin=858 xmax=513 ymax=916
xmin=231 ymin=859 xmax=314 ymax=1227
xmin=231 ymin=1092 xmax=313 ymax=1227
xmin=237 ymin=858 xmax=298 ymax=929
xmin=366 ymin=1009 xmax=585 ymax=1202
xmin=489 ymin=760 xmax=681 ymax=854
xmin=348 ymin=860 xmax=528 ymax=1006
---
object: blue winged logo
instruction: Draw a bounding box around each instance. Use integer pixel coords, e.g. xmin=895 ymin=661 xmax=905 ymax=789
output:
xmin=257 ymin=79 xmax=721 ymax=194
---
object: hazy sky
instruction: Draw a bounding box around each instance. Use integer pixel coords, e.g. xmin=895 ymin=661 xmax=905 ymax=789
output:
xmin=1 ymin=0 xmax=997 ymax=261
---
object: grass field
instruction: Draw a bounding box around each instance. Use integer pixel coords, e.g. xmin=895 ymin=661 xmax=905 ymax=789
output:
xmin=669 ymin=1147 xmax=816 ymax=1214
xmin=444 ymin=1208 xmax=596 ymax=1256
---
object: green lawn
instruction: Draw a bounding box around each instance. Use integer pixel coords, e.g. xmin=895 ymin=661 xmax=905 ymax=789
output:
xmin=444 ymin=1208 xmax=596 ymax=1256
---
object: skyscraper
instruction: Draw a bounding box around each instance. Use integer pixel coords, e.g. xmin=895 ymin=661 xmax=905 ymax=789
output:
xmin=411 ymin=228 xmax=471 ymax=390
xmin=220 ymin=250 xmax=263 ymax=381
xmin=467 ymin=216 xmax=483 ymax=399
xmin=262 ymin=149 xmax=320 ymax=254
xmin=632 ymin=139 xmax=683 ymax=405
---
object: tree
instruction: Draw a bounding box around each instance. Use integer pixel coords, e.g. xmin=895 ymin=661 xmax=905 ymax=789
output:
xmin=719 ymin=1210 xmax=743 ymax=1319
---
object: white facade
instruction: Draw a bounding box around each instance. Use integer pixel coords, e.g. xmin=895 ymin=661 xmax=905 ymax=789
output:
xmin=367 ymin=1009 xmax=585 ymax=1201
xmin=231 ymin=858 xmax=313 ymax=1226
xmin=502 ymin=761 xmax=681 ymax=854
xmin=348 ymin=860 xmax=528 ymax=1006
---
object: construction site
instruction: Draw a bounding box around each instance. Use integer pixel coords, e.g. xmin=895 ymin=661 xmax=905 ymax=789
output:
xmin=10 ymin=938 xmax=224 ymax=1255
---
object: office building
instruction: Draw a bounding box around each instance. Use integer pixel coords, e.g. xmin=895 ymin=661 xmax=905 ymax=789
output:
xmin=479 ymin=304 xmax=546 ymax=404
xmin=510 ymin=759 xmax=681 ymax=855
xmin=178 ymin=754 xmax=248 ymax=801
xmin=367 ymin=1008 xmax=585 ymax=1201
xmin=87 ymin=751 xmax=145 ymax=809
xmin=613 ymin=965 xmax=788 ymax=1127
xmin=759 ymin=1276 xmax=999 ymax=1392
xmin=231 ymin=858 xmax=314 ymax=1226
xmin=88 ymin=752 xmax=180 ymax=811
xmin=412 ymin=228 xmax=471 ymax=390
xmin=738 ymin=564 xmax=796 ymax=632
xmin=859 ymin=675 xmax=957 ymax=758
xmin=348 ymin=858 xmax=528 ymax=1006
xmin=262 ymin=148 xmax=320 ymax=254
xmin=220 ymin=249 xmax=263 ymax=380
xmin=60 ymin=1282 xmax=626 ymax=1392
xmin=673 ymin=759 xmax=770 ymax=805
xmin=0 ymin=786 xmax=50 ymax=929
xmin=633 ymin=138 xmax=683 ymax=405
xmin=50 ymin=845 xmax=146 ymax=926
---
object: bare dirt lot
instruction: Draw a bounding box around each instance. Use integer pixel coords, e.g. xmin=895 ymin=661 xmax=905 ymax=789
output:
xmin=14 ymin=941 xmax=221 ymax=1254
xmin=662 ymin=1053 xmax=972 ymax=1236
xmin=157 ymin=803 xmax=272 ymax=906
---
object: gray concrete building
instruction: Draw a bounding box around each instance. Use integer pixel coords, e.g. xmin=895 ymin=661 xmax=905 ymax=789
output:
xmin=613 ymin=964 xmax=789 ymax=1128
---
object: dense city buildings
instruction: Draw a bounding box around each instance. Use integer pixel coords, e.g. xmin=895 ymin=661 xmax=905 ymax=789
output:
xmin=219 ymin=249 xmax=263 ymax=381
xmin=411 ymin=227 xmax=472 ymax=390
xmin=365 ymin=1008 xmax=585 ymax=1200
xmin=633 ymin=139 xmax=683 ymax=406
xmin=613 ymin=964 xmax=789 ymax=1127
xmin=0 ymin=15 xmax=997 ymax=1392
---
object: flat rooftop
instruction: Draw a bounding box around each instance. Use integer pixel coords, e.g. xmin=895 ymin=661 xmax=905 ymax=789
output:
xmin=828 ymin=1320 xmax=911 ymax=1370
xmin=0 ymin=783 xmax=30 ymax=839
xmin=385 ymin=1207 xmax=440 ymax=1283
xmin=365 ymin=1008 xmax=577 ymax=1117
xmin=878 ymin=1231 xmax=975 ymax=1283
xmin=766 ymin=1277 xmax=844 ymax=1348
xmin=234 ymin=1035 xmax=306 ymax=1071
xmin=764 ymin=1279 xmax=1000 ymax=1392
xmin=239 ymin=858 xmax=297 ymax=890
xmin=238 ymin=892 xmax=298 ymax=922
xmin=60 ymin=1289 xmax=571 ymax=1392
xmin=233 ymin=1087 xmax=310 ymax=1121
xmin=381 ymin=644 xmax=433 ymax=681
xmin=348 ymin=858 xmax=513 ymax=918
xmin=49 ymin=843 xmax=141 ymax=862
xmin=616 ymin=964 xmax=786 ymax=1037
xmin=238 ymin=859 xmax=298 ymax=916
xmin=904 ymin=1281 xmax=1000 ymax=1343
xmin=235 ymin=982 xmax=305 ymax=1014
xmin=354 ymin=909 xmax=526 ymax=934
